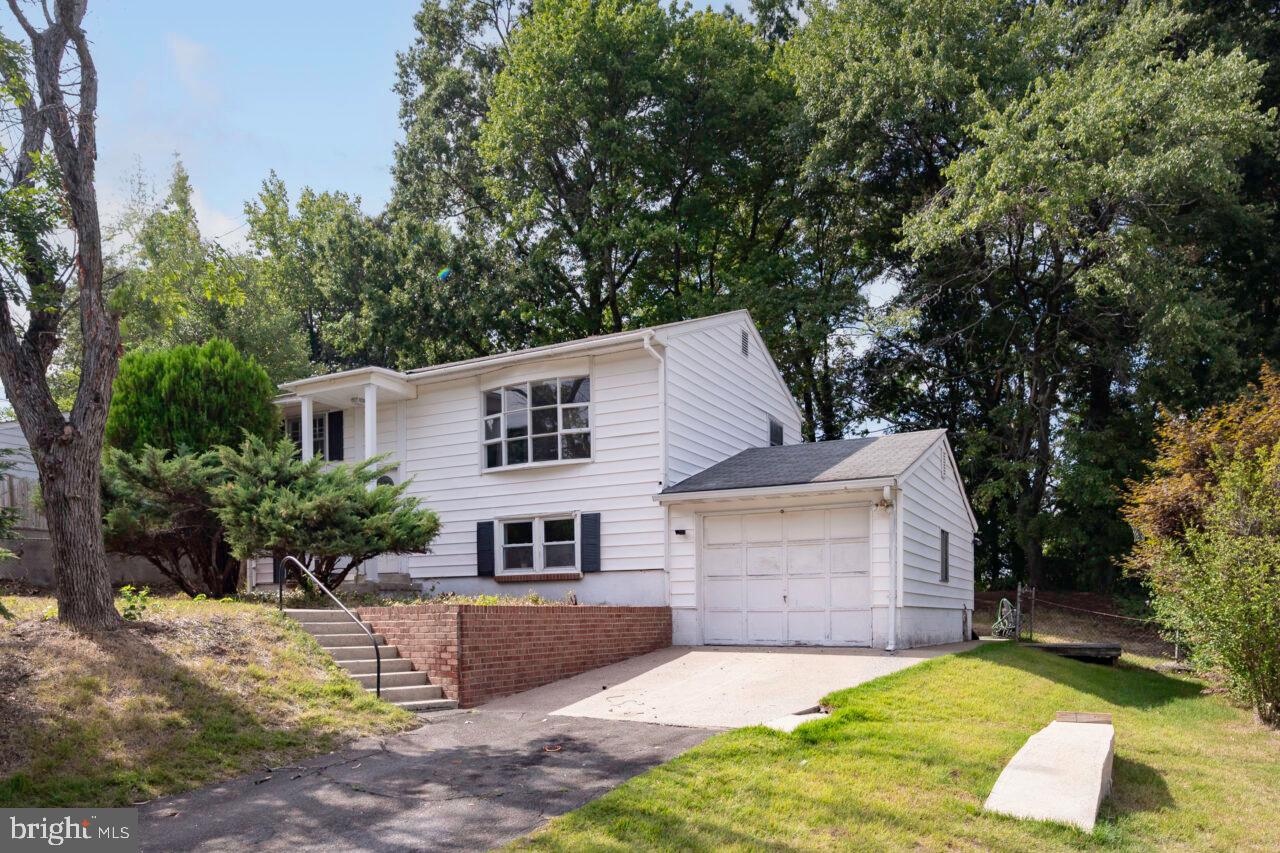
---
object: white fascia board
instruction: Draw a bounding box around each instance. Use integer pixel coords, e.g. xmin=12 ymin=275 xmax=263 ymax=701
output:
xmin=408 ymin=337 xmax=648 ymax=384
xmin=280 ymin=366 xmax=416 ymax=400
xmin=655 ymin=477 xmax=897 ymax=504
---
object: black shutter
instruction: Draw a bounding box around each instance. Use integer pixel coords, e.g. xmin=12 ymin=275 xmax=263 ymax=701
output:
xmin=327 ymin=411 xmax=344 ymax=461
xmin=580 ymin=512 xmax=601 ymax=572
xmin=477 ymin=521 xmax=495 ymax=576
xmin=272 ymin=555 xmax=285 ymax=585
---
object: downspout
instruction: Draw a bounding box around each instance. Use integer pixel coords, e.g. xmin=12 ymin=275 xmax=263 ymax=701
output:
xmin=642 ymin=332 xmax=671 ymax=604
xmin=642 ymin=332 xmax=666 ymax=488
xmin=887 ymin=482 xmax=901 ymax=652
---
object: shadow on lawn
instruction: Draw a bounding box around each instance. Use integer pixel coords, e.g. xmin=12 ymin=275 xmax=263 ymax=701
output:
xmin=1103 ymin=754 xmax=1175 ymax=822
xmin=0 ymin=620 xmax=338 ymax=807
xmin=978 ymin=644 xmax=1203 ymax=710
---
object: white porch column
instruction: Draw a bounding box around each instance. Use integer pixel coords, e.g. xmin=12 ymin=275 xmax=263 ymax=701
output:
xmin=299 ymin=395 xmax=314 ymax=460
xmin=363 ymin=383 xmax=378 ymax=460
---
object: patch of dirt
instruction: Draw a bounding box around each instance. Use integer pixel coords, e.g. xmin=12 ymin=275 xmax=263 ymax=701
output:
xmin=0 ymin=632 xmax=39 ymax=774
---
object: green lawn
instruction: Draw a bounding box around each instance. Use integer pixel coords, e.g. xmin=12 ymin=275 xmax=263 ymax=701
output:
xmin=0 ymin=594 xmax=415 ymax=807
xmin=519 ymin=642 xmax=1280 ymax=851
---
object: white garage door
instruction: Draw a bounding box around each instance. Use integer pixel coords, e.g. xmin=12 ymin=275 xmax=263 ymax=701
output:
xmin=701 ymin=507 xmax=872 ymax=646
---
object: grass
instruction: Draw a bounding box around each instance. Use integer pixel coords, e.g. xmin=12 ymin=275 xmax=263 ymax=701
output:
xmin=518 ymin=642 xmax=1280 ymax=852
xmin=0 ymin=593 xmax=415 ymax=807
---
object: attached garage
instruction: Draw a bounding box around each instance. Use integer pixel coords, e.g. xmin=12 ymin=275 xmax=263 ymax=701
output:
xmin=701 ymin=507 xmax=873 ymax=646
xmin=660 ymin=430 xmax=977 ymax=650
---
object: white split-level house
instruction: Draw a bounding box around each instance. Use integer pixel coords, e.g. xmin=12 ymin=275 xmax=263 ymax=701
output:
xmin=264 ymin=310 xmax=977 ymax=649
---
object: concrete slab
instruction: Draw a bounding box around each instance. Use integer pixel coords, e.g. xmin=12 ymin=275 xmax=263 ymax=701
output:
xmin=763 ymin=712 xmax=828 ymax=733
xmin=485 ymin=642 xmax=976 ymax=730
xmin=984 ymin=720 xmax=1115 ymax=831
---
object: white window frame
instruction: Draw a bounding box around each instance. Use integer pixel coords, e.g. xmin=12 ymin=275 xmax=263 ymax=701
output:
xmin=498 ymin=513 xmax=580 ymax=574
xmin=480 ymin=375 xmax=593 ymax=472
xmin=286 ymin=414 xmax=336 ymax=461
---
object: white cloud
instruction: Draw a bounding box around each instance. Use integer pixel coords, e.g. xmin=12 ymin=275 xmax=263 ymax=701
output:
xmin=165 ymin=33 xmax=220 ymax=106
xmin=191 ymin=186 xmax=247 ymax=249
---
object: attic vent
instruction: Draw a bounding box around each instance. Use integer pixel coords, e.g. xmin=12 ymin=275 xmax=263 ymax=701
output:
xmin=740 ymin=329 xmax=749 ymax=358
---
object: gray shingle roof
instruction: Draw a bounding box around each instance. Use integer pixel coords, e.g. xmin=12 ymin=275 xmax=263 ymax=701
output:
xmin=662 ymin=429 xmax=947 ymax=495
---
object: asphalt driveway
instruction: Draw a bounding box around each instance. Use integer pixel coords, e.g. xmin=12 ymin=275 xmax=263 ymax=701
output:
xmin=138 ymin=642 xmax=972 ymax=850
xmin=139 ymin=703 xmax=709 ymax=852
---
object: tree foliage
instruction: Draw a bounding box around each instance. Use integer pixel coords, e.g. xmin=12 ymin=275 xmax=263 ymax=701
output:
xmin=1126 ymin=368 xmax=1280 ymax=723
xmin=105 ymin=339 xmax=279 ymax=455
xmin=101 ymin=448 xmax=237 ymax=597
xmin=111 ymin=160 xmax=310 ymax=385
xmin=213 ymin=436 xmax=442 ymax=590
xmin=124 ymin=0 xmax=1280 ymax=595
xmin=795 ymin=0 xmax=1274 ymax=587
xmin=1125 ymin=365 xmax=1280 ymax=553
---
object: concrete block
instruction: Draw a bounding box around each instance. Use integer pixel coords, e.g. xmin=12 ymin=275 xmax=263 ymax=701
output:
xmin=984 ymin=719 xmax=1115 ymax=831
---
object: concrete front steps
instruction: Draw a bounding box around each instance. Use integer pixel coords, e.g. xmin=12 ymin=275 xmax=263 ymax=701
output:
xmin=285 ymin=609 xmax=457 ymax=713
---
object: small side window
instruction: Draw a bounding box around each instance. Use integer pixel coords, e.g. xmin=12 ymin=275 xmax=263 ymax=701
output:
xmin=768 ymin=415 xmax=784 ymax=447
xmin=940 ymin=529 xmax=950 ymax=583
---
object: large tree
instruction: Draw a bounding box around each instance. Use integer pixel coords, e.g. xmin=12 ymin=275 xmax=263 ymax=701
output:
xmin=112 ymin=161 xmax=309 ymax=385
xmin=793 ymin=0 xmax=1272 ymax=587
xmin=0 ymin=1 xmax=120 ymax=630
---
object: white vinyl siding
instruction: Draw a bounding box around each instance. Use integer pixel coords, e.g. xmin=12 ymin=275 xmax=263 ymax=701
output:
xmin=664 ymin=318 xmax=802 ymax=486
xmin=397 ymin=350 xmax=664 ymax=578
xmin=898 ymin=442 xmax=975 ymax=609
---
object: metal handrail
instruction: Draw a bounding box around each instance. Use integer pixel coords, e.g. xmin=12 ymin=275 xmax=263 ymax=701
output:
xmin=278 ymin=555 xmax=381 ymax=697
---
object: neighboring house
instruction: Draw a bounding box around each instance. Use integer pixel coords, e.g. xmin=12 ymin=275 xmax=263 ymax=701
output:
xmin=0 ymin=420 xmax=39 ymax=481
xmin=267 ymin=310 xmax=977 ymax=649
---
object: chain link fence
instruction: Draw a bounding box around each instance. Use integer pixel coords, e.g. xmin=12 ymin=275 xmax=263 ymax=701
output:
xmin=975 ymin=587 xmax=1181 ymax=661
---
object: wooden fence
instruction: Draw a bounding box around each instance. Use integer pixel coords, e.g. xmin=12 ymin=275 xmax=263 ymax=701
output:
xmin=0 ymin=475 xmax=47 ymax=534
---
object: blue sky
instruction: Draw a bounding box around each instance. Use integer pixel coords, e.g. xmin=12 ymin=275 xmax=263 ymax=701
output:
xmin=65 ymin=0 xmax=424 ymax=240
xmin=21 ymin=0 xmax=749 ymax=244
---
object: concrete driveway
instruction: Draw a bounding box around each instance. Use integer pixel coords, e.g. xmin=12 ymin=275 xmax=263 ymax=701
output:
xmin=529 ymin=643 xmax=976 ymax=729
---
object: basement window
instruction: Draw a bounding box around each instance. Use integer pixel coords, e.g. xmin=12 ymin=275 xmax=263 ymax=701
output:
xmin=501 ymin=516 xmax=578 ymax=572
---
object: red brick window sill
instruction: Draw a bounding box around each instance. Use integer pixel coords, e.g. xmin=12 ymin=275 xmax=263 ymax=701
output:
xmin=494 ymin=572 xmax=583 ymax=584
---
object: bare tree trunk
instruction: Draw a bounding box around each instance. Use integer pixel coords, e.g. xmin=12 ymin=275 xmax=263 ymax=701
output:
xmin=0 ymin=0 xmax=122 ymax=631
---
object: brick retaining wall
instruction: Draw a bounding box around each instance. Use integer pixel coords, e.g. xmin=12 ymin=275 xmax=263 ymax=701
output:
xmin=356 ymin=604 xmax=671 ymax=707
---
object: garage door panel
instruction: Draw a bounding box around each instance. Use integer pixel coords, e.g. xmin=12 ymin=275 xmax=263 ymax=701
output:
xmin=746 ymin=546 xmax=783 ymax=576
xmin=704 ymin=577 xmax=744 ymax=609
xmin=830 ymin=574 xmax=871 ymax=608
xmin=787 ymin=543 xmax=826 ymax=575
xmin=703 ymin=547 xmax=742 ymax=577
xmin=787 ymin=611 xmax=827 ymax=645
xmin=830 ymin=541 xmax=870 ymax=574
xmin=745 ymin=577 xmax=785 ymax=610
xmin=831 ymin=610 xmax=872 ymax=645
xmin=745 ymin=512 xmax=783 ymax=543
xmin=701 ymin=507 xmax=873 ymax=647
xmin=784 ymin=510 xmax=825 ymax=541
xmin=829 ymin=507 xmax=869 ymax=539
xmin=705 ymin=611 xmax=745 ymax=644
xmin=787 ymin=576 xmax=828 ymax=610
xmin=746 ymin=611 xmax=786 ymax=644
xmin=704 ymin=515 xmax=743 ymax=545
